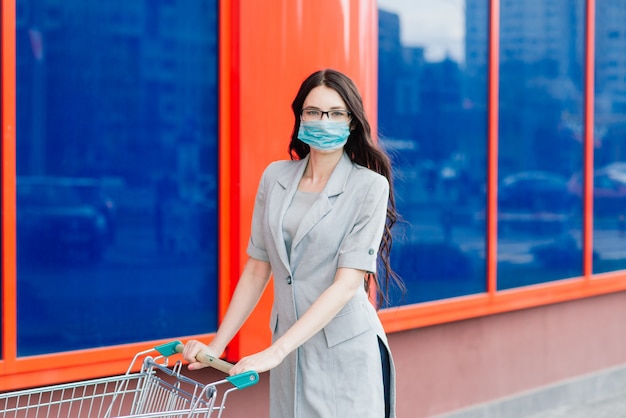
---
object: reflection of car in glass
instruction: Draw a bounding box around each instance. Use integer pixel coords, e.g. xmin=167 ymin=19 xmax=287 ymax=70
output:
xmin=567 ymin=163 xmax=626 ymax=216
xmin=17 ymin=177 xmax=115 ymax=262
xmin=531 ymin=234 xmax=599 ymax=270
xmin=71 ymin=180 xmax=117 ymax=243
xmin=497 ymin=171 xmax=578 ymax=235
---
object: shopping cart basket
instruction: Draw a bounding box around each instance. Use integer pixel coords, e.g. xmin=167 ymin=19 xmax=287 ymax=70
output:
xmin=0 ymin=340 xmax=259 ymax=418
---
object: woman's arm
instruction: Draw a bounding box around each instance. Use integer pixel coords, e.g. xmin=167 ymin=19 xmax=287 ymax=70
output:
xmin=228 ymin=266 xmax=365 ymax=375
xmin=183 ymin=256 xmax=272 ymax=370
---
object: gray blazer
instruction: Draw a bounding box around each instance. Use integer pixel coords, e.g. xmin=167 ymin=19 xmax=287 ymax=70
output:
xmin=247 ymin=152 xmax=396 ymax=418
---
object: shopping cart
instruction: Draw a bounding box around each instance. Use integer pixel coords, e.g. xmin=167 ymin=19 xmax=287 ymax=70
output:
xmin=0 ymin=341 xmax=259 ymax=418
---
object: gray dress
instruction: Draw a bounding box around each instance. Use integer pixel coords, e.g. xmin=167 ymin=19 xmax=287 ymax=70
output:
xmin=247 ymin=152 xmax=396 ymax=418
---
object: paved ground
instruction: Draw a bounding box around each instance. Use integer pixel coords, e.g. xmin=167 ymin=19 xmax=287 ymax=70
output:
xmin=438 ymin=364 xmax=626 ymax=418
xmin=525 ymin=393 xmax=626 ymax=418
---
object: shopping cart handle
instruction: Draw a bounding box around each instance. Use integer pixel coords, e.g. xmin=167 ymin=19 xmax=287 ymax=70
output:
xmin=154 ymin=342 xmax=259 ymax=390
xmin=172 ymin=342 xmax=234 ymax=374
xmin=227 ymin=370 xmax=259 ymax=390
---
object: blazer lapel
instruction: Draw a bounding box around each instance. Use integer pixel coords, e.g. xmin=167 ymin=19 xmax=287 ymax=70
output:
xmin=268 ymin=156 xmax=309 ymax=272
xmin=291 ymin=152 xmax=353 ymax=251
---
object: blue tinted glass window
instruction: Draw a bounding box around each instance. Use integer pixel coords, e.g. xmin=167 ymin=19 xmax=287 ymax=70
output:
xmin=378 ymin=0 xmax=488 ymax=304
xmin=16 ymin=0 xmax=218 ymax=355
xmin=497 ymin=0 xmax=585 ymax=289
xmin=593 ymin=0 xmax=626 ymax=274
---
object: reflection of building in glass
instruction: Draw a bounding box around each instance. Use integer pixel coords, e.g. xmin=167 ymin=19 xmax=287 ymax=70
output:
xmin=595 ymin=0 xmax=626 ymax=164
xmin=500 ymin=0 xmax=583 ymax=78
xmin=16 ymin=0 xmax=217 ymax=184
xmin=468 ymin=0 xmax=583 ymax=103
xmin=467 ymin=0 xmax=584 ymax=93
xmin=378 ymin=0 xmax=626 ymax=178
xmin=453 ymin=0 xmax=626 ymax=131
xmin=465 ymin=0 xmax=488 ymax=104
xmin=378 ymin=5 xmax=486 ymax=174
xmin=378 ymin=9 xmax=424 ymax=141
xmin=469 ymin=0 xmax=586 ymax=175
xmin=596 ymin=1 xmax=626 ymax=113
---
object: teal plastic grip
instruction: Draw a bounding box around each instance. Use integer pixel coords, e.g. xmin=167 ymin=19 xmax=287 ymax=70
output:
xmin=155 ymin=340 xmax=184 ymax=357
xmin=226 ymin=370 xmax=260 ymax=390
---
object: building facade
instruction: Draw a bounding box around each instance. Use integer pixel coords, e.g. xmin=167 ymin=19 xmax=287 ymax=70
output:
xmin=3 ymin=0 xmax=626 ymax=416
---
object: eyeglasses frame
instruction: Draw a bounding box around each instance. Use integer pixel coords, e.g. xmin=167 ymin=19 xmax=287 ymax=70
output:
xmin=300 ymin=107 xmax=352 ymax=121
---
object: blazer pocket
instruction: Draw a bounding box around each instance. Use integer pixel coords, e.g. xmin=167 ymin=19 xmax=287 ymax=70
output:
xmin=323 ymin=303 xmax=371 ymax=348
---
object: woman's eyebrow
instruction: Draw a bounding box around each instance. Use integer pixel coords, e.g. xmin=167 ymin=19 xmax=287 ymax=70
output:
xmin=303 ymin=105 xmax=347 ymax=109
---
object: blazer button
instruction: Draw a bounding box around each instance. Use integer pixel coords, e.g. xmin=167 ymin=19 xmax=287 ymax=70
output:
xmin=286 ymin=276 xmax=292 ymax=285
xmin=368 ymin=248 xmax=375 ymax=255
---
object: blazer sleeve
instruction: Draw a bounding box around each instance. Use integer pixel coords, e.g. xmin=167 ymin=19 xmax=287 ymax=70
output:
xmin=337 ymin=173 xmax=389 ymax=273
xmin=246 ymin=165 xmax=272 ymax=262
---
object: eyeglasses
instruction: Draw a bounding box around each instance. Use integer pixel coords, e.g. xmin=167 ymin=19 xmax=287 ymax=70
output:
xmin=301 ymin=108 xmax=352 ymax=122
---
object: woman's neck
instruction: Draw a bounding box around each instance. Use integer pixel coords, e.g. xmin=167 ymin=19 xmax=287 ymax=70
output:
xmin=299 ymin=149 xmax=343 ymax=192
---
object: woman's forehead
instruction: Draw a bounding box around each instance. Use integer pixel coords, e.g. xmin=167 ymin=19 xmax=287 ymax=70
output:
xmin=303 ymin=85 xmax=346 ymax=109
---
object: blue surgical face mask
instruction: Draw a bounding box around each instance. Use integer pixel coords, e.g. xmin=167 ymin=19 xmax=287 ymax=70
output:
xmin=297 ymin=120 xmax=350 ymax=151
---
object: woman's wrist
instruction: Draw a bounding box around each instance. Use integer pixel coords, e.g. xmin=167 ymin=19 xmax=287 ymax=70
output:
xmin=206 ymin=342 xmax=226 ymax=358
xmin=270 ymin=338 xmax=292 ymax=361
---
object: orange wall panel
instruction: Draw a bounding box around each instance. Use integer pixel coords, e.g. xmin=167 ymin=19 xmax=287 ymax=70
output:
xmin=230 ymin=0 xmax=378 ymax=359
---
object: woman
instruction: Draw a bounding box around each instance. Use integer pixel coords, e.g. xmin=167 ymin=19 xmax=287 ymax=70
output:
xmin=183 ymin=69 xmax=402 ymax=418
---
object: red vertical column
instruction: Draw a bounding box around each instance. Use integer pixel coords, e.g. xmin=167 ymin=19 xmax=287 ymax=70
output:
xmin=218 ymin=0 xmax=243 ymax=359
xmin=582 ymin=0 xmax=595 ymax=279
xmin=1 ymin=0 xmax=17 ymax=369
xmin=486 ymin=0 xmax=500 ymax=296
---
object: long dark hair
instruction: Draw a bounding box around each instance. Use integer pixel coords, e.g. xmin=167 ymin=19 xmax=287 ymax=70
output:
xmin=289 ymin=69 xmax=405 ymax=308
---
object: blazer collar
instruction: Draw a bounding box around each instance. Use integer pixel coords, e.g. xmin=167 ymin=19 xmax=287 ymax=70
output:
xmin=323 ymin=151 xmax=354 ymax=198
xmin=276 ymin=151 xmax=354 ymax=198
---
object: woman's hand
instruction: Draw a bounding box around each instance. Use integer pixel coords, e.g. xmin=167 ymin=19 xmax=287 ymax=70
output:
xmin=229 ymin=345 xmax=285 ymax=376
xmin=182 ymin=339 xmax=222 ymax=371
